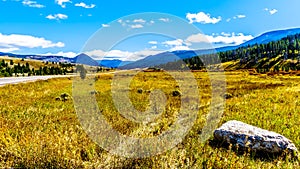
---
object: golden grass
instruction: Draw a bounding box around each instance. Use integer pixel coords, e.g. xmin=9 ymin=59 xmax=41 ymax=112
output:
xmin=0 ymin=56 xmax=61 ymax=69
xmin=0 ymin=71 xmax=299 ymax=168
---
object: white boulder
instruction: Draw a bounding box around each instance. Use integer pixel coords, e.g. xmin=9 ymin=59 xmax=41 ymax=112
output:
xmin=214 ymin=120 xmax=298 ymax=154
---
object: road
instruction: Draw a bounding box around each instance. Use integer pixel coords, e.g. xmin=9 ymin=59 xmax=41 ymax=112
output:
xmin=0 ymin=75 xmax=74 ymax=87
xmin=0 ymin=69 xmax=142 ymax=87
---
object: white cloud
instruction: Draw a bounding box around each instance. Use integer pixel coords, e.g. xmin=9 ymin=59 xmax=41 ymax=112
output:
xmin=133 ymin=50 xmax=162 ymax=60
xmin=148 ymin=41 xmax=158 ymax=45
xmin=55 ymin=0 xmax=71 ymax=8
xmin=169 ymin=45 xmax=191 ymax=51
xmin=236 ymin=15 xmax=246 ymax=19
xmin=85 ymin=49 xmax=162 ymax=61
xmin=42 ymin=51 xmax=78 ymax=58
xmin=88 ymin=14 xmax=92 ymax=17
xmin=186 ymin=34 xmax=208 ymax=43
xmin=269 ymin=9 xmax=278 ymax=15
xmin=117 ymin=19 xmax=127 ymax=27
xmin=102 ymin=24 xmax=110 ymax=28
xmin=107 ymin=50 xmax=133 ymax=58
xmin=225 ymin=14 xmax=246 ymax=22
xmin=186 ymin=32 xmax=254 ymax=45
xmin=162 ymin=39 xmax=191 ymax=51
xmin=0 ymin=47 xmax=20 ymax=53
xmin=118 ymin=18 xmax=155 ymax=28
xmin=133 ymin=19 xmax=146 ymax=23
xmin=0 ymin=33 xmax=65 ymax=51
xmin=159 ymin=18 xmax=170 ymax=22
xmin=75 ymin=2 xmax=95 ymax=8
xmin=22 ymin=0 xmax=45 ymax=8
xmin=130 ymin=24 xmax=143 ymax=29
xmin=162 ymin=39 xmax=186 ymax=46
xmin=221 ymin=32 xmax=231 ymax=37
xmin=85 ymin=50 xmax=132 ymax=60
xmin=46 ymin=14 xmax=68 ymax=20
xmin=186 ymin=12 xmax=221 ymax=24
xmin=264 ymin=8 xmax=278 ymax=15
xmin=84 ymin=50 xmax=105 ymax=59
xmin=151 ymin=46 xmax=157 ymax=49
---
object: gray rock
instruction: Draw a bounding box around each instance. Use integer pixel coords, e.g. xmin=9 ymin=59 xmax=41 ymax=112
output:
xmin=214 ymin=120 xmax=298 ymax=154
xmin=223 ymin=93 xmax=233 ymax=99
xmin=90 ymin=90 xmax=99 ymax=95
xmin=60 ymin=93 xmax=70 ymax=102
xmin=172 ymin=90 xmax=181 ymax=97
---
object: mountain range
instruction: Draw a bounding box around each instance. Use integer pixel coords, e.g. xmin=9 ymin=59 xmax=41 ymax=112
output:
xmin=121 ymin=28 xmax=300 ymax=69
xmin=1 ymin=28 xmax=300 ymax=68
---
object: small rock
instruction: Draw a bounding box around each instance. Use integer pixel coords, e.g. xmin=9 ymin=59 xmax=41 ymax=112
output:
xmin=62 ymin=97 xmax=69 ymax=101
xmin=60 ymin=93 xmax=70 ymax=102
xmin=60 ymin=93 xmax=69 ymax=98
xmin=90 ymin=90 xmax=98 ymax=95
xmin=214 ymin=120 xmax=298 ymax=154
xmin=223 ymin=93 xmax=233 ymax=99
xmin=172 ymin=90 xmax=181 ymax=97
xmin=137 ymin=88 xmax=143 ymax=94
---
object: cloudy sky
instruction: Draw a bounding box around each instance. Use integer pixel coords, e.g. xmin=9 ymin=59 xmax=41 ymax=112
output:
xmin=0 ymin=0 xmax=299 ymax=60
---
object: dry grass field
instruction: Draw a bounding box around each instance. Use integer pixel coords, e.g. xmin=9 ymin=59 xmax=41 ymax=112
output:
xmin=0 ymin=71 xmax=299 ymax=168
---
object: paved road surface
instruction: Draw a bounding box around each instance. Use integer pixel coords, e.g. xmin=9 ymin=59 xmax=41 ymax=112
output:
xmin=0 ymin=69 xmax=141 ymax=87
xmin=0 ymin=75 xmax=73 ymax=87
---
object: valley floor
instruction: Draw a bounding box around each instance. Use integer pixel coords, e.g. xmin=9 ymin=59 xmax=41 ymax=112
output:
xmin=0 ymin=71 xmax=299 ymax=168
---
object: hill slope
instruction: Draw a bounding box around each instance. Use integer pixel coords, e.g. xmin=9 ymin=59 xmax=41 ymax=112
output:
xmin=238 ymin=27 xmax=300 ymax=47
xmin=72 ymin=53 xmax=99 ymax=66
xmin=160 ymin=33 xmax=300 ymax=72
xmin=121 ymin=28 xmax=300 ymax=69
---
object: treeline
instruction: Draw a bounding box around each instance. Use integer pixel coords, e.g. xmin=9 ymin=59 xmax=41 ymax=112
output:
xmin=160 ymin=33 xmax=300 ymax=72
xmin=219 ymin=34 xmax=300 ymax=63
xmin=0 ymin=59 xmax=75 ymax=77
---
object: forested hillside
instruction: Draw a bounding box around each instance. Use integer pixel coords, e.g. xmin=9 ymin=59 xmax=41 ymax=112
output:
xmin=161 ymin=33 xmax=300 ymax=73
xmin=0 ymin=57 xmax=75 ymax=77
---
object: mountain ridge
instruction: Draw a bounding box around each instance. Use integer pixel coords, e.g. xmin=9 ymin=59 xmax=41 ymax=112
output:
xmin=2 ymin=28 xmax=300 ymax=68
xmin=121 ymin=28 xmax=300 ymax=69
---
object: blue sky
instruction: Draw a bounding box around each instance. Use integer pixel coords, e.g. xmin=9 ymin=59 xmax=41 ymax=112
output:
xmin=0 ymin=0 xmax=300 ymax=60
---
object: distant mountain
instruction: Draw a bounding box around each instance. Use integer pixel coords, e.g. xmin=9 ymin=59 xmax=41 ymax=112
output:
xmin=2 ymin=28 xmax=300 ymax=69
xmin=0 ymin=52 xmax=101 ymax=66
xmin=237 ymin=27 xmax=300 ymax=47
xmin=121 ymin=48 xmax=237 ymax=69
xmin=0 ymin=51 xmax=135 ymax=68
xmin=165 ymin=32 xmax=300 ymax=72
xmin=97 ymin=59 xmax=133 ymax=68
xmin=121 ymin=28 xmax=300 ymax=69
xmin=73 ymin=53 xmax=99 ymax=66
xmin=0 ymin=52 xmax=75 ymax=63
xmin=120 ymin=50 xmax=210 ymax=69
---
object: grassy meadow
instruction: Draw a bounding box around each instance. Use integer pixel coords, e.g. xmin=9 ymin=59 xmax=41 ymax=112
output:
xmin=0 ymin=70 xmax=299 ymax=168
xmin=0 ymin=56 xmax=60 ymax=69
